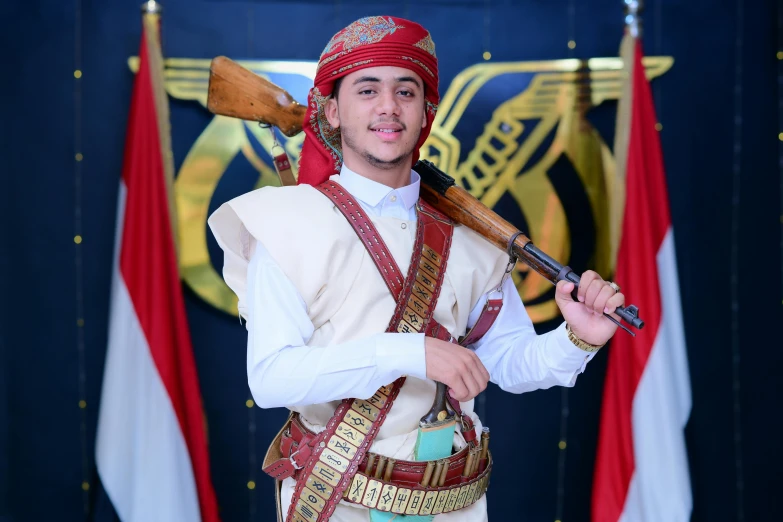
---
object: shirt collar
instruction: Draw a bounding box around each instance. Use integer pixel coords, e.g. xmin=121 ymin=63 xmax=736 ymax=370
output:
xmin=337 ymin=163 xmax=420 ymax=211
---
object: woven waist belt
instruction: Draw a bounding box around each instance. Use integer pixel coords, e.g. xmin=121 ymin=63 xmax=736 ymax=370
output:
xmin=280 ymin=413 xmax=492 ymax=516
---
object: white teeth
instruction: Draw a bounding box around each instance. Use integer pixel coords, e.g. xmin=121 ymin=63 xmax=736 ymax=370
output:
xmin=375 ymin=129 xmax=398 ymax=133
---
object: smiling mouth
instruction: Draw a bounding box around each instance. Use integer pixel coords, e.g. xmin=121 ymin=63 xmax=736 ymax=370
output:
xmin=373 ymin=129 xmax=401 ymax=134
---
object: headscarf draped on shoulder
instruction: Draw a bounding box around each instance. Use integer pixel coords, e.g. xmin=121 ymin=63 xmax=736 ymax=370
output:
xmin=297 ymin=16 xmax=439 ymax=186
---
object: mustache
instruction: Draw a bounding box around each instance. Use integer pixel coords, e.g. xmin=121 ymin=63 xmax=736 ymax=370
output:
xmin=368 ymin=119 xmax=406 ymax=130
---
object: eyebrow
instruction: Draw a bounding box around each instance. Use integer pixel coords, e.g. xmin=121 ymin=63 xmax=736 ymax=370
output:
xmin=397 ymin=76 xmax=421 ymax=88
xmin=352 ymin=76 xmax=421 ymax=89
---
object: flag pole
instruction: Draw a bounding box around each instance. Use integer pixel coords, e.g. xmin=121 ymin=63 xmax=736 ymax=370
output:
xmin=141 ymin=0 xmax=162 ymax=15
xmin=608 ymin=0 xmax=642 ymax=270
xmin=139 ymin=0 xmax=180 ymax=258
xmin=623 ymin=0 xmax=643 ymax=38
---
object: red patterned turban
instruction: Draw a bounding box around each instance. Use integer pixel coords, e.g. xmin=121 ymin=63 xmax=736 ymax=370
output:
xmin=297 ymin=16 xmax=439 ymax=186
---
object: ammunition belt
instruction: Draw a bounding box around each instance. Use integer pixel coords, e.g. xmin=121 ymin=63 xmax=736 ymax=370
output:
xmin=281 ymin=413 xmax=491 ymax=518
xmin=339 ymin=458 xmax=491 ymax=516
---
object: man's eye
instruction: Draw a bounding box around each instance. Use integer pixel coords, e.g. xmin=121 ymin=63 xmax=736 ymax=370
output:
xmin=399 ymin=90 xmax=414 ymax=97
xmin=359 ymin=89 xmax=375 ymax=95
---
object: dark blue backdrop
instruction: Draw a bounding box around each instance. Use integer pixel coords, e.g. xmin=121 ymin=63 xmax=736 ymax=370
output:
xmin=2 ymin=1 xmax=782 ymax=521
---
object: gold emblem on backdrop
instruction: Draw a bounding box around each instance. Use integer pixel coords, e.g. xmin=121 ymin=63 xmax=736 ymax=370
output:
xmin=129 ymin=55 xmax=672 ymax=323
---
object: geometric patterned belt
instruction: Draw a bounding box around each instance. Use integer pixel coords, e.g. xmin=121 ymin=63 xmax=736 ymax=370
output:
xmin=283 ymin=413 xmax=492 ymax=517
xmin=340 ymin=458 xmax=492 ymax=516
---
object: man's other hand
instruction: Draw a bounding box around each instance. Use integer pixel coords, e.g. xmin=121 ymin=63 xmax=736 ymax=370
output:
xmin=424 ymin=337 xmax=489 ymax=402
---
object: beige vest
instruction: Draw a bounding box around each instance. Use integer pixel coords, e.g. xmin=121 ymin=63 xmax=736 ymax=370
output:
xmin=209 ymin=177 xmax=508 ymax=461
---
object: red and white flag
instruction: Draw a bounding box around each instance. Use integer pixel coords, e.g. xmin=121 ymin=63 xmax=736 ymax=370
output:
xmin=95 ymin=12 xmax=220 ymax=522
xmin=591 ymin=36 xmax=692 ymax=521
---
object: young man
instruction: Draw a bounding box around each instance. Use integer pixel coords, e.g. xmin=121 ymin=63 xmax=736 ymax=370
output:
xmin=209 ymin=16 xmax=625 ymax=522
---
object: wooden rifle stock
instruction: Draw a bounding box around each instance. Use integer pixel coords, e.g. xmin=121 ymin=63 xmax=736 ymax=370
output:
xmin=207 ymin=56 xmax=306 ymax=137
xmin=205 ymin=56 xmax=644 ymax=332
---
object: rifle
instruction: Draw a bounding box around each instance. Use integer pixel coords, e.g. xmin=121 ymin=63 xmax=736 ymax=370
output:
xmin=206 ymin=56 xmax=644 ymax=333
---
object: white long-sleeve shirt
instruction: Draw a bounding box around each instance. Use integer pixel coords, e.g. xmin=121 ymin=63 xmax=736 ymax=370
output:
xmin=245 ymin=165 xmax=596 ymax=408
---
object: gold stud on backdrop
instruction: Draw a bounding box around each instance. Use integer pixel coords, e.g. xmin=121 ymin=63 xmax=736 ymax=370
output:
xmin=73 ymin=0 xmax=90 ymax=514
xmin=482 ymin=0 xmax=492 ymax=62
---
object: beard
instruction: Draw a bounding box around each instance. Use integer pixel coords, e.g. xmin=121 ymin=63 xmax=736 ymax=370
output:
xmin=341 ymin=122 xmax=422 ymax=170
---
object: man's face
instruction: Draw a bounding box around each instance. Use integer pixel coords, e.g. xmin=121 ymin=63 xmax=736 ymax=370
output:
xmin=324 ymin=66 xmax=428 ymax=171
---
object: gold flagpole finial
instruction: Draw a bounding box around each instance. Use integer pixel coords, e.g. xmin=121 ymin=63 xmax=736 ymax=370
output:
xmin=623 ymin=0 xmax=643 ymax=38
xmin=141 ymin=0 xmax=162 ymax=14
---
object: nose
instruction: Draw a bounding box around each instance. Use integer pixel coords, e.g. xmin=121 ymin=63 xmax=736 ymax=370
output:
xmin=374 ymin=88 xmax=400 ymax=117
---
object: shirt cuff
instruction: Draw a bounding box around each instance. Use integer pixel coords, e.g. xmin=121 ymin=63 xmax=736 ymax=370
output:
xmin=375 ymin=333 xmax=428 ymax=381
xmin=544 ymin=322 xmax=597 ymax=374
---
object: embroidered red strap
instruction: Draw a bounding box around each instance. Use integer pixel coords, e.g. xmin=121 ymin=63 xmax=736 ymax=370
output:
xmin=316 ymin=181 xmax=406 ymax=298
xmin=279 ymin=182 xmax=455 ymax=522
xmin=316 ymin=179 xmax=502 ymax=345
xmin=287 ymin=383 xmax=405 ymax=522
xmin=459 ymin=298 xmax=503 ymax=347
xmin=316 ymin=181 xmax=455 ymax=341
xmin=317 ymin=181 xmax=488 ymax=445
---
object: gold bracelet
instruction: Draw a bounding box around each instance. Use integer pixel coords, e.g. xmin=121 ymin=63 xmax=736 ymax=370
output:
xmin=566 ymin=323 xmax=603 ymax=353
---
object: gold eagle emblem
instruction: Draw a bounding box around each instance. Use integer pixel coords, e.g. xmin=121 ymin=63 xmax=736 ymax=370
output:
xmin=129 ymin=55 xmax=672 ymax=322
